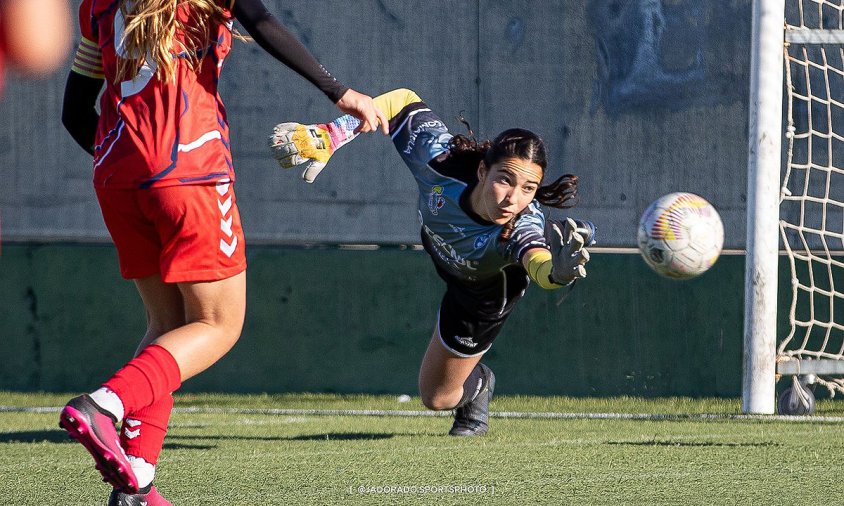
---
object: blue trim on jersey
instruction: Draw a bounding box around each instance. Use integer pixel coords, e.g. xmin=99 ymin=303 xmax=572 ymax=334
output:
xmin=94 ymin=117 xmax=124 ymax=153
xmin=180 ymin=89 xmax=190 ymax=119
xmin=178 ymin=171 xmax=230 ymax=183
xmin=139 ymin=90 xmax=189 ymax=188
xmin=139 ymin=136 xmax=180 ymax=189
xmin=174 ymin=43 xmax=215 ymax=61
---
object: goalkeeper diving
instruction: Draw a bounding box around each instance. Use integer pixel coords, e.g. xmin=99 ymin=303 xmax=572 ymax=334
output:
xmin=270 ymin=88 xmax=595 ymax=436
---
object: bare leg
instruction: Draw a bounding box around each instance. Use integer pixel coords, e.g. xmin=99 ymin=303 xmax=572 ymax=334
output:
xmin=133 ymin=274 xmax=186 ymax=354
xmin=134 ymin=271 xmax=246 ymax=382
xmin=418 ymin=326 xmax=483 ymax=410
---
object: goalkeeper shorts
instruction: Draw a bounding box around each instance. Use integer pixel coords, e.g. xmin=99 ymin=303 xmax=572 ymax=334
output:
xmin=95 ymin=179 xmax=246 ymax=283
xmin=434 ymin=264 xmax=529 ymax=357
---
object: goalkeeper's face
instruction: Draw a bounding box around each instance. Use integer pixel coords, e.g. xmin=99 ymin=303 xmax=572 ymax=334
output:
xmin=473 ymin=157 xmax=543 ymax=224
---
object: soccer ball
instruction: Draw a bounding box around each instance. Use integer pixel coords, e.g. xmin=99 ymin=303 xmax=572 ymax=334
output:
xmin=637 ymin=192 xmax=724 ymax=279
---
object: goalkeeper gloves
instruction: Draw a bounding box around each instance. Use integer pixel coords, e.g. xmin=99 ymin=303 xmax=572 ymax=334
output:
xmin=268 ymin=115 xmax=361 ymax=183
xmin=548 ymin=218 xmax=595 ymax=285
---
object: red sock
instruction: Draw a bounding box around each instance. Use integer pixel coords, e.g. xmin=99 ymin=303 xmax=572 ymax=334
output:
xmin=121 ymin=394 xmax=174 ymax=465
xmin=103 ymin=344 xmax=182 ymax=415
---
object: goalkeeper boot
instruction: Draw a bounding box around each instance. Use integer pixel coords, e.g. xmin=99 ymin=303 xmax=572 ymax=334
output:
xmin=59 ymin=395 xmax=138 ymax=493
xmin=449 ymin=364 xmax=496 ymax=437
xmin=108 ymin=484 xmax=172 ymax=506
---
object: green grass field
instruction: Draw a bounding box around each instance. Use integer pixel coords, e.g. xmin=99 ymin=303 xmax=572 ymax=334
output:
xmin=2 ymin=392 xmax=844 ymax=505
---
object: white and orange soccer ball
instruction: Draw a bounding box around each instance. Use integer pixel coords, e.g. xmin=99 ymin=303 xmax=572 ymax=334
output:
xmin=637 ymin=192 xmax=724 ymax=279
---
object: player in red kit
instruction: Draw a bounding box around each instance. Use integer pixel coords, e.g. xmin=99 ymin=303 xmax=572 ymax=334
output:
xmin=59 ymin=1 xmax=387 ymax=503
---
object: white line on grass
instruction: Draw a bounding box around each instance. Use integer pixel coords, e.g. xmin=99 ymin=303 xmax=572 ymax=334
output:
xmin=1 ymin=405 xmax=843 ymax=422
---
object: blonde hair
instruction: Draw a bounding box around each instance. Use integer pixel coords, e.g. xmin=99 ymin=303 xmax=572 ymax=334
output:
xmin=116 ymin=0 xmax=230 ymax=83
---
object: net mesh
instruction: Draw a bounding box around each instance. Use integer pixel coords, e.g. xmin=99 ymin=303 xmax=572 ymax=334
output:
xmin=779 ymin=0 xmax=844 ymax=394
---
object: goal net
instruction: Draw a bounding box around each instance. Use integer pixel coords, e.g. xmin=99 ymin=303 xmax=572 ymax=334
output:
xmin=778 ymin=0 xmax=844 ymax=395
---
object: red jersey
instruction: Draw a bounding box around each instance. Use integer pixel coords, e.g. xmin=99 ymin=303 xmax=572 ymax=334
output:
xmin=74 ymin=0 xmax=236 ymax=189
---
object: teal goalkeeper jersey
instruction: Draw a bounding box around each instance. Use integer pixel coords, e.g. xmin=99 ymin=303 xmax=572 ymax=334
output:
xmin=389 ymin=102 xmax=550 ymax=283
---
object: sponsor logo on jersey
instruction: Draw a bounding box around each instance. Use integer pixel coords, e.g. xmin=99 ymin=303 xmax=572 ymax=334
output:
xmin=428 ymin=185 xmax=445 ymax=215
xmin=422 ymin=224 xmax=478 ymax=271
xmin=474 ymin=233 xmax=491 ymax=249
xmin=449 ymin=224 xmax=466 ymax=236
xmin=403 ymin=119 xmax=445 ymax=154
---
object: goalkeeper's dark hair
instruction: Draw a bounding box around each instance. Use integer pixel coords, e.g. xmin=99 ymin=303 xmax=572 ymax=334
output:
xmin=448 ymin=120 xmax=578 ymax=242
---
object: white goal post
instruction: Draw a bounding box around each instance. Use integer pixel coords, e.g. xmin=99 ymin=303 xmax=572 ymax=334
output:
xmin=744 ymin=0 xmax=786 ymax=415
xmin=745 ymin=0 xmax=844 ymax=414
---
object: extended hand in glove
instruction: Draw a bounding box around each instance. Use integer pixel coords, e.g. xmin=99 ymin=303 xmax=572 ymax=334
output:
xmin=548 ymin=218 xmax=592 ymax=285
xmin=268 ymin=115 xmax=360 ymax=183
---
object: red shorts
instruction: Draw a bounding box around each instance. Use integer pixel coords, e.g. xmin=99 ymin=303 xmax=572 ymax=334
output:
xmin=95 ymin=179 xmax=247 ymax=283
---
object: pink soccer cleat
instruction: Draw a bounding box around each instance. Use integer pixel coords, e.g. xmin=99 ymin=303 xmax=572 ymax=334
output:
xmin=59 ymin=394 xmax=139 ymax=493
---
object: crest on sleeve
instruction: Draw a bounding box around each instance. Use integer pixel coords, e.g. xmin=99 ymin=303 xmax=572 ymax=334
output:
xmin=427 ymin=185 xmax=445 ymax=215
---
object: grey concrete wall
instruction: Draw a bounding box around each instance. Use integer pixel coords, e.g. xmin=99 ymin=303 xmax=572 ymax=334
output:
xmin=1 ymin=0 xmax=754 ymax=247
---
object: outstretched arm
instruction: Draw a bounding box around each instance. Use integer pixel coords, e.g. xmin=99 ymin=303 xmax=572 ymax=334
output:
xmin=233 ymin=0 xmax=387 ymax=133
xmin=269 ymin=88 xmax=424 ymax=182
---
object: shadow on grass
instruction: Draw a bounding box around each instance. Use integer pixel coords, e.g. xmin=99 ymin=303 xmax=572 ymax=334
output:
xmin=166 ymin=432 xmax=395 ymax=442
xmin=0 ymin=429 xmax=397 ymax=447
xmin=286 ymin=433 xmax=395 ymax=441
xmin=0 ymin=431 xmax=225 ymax=451
xmin=607 ymin=440 xmax=781 ymax=448
xmin=0 ymin=429 xmax=72 ymax=444
xmin=162 ymin=442 xmax=217 ymax=451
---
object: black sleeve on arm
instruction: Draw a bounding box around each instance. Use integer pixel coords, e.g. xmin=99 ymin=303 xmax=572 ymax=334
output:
xmin=232 ymin=0 xmax=349 ymax=103
xmin=62 ymin=72 xmax=103 ymax=156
